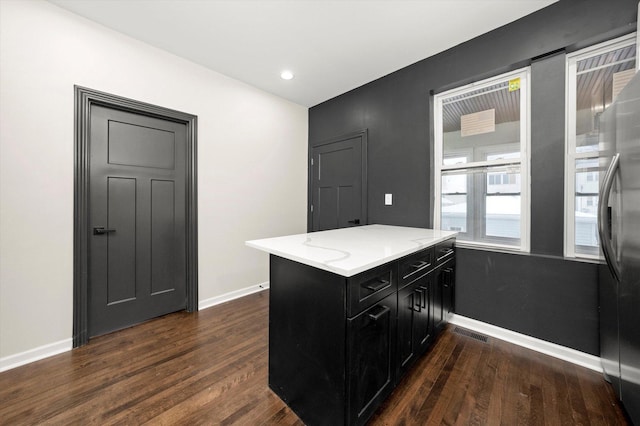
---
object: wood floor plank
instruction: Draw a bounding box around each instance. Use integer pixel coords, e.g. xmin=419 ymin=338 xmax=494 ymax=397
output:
xmin=472 ymin=339 xmax=501 ymax=425
xmin=500 ymin=342 xmax=531 ymax=425
xmin=485 ymin=343 xmax=507 ymax=426
xmin=565 ymin=364 xmax=592 ymax=425
xmin=452 ymin=338 xmax=492 ymax=426
xmin=0 ymin=291 xmax=629 ymax=425
xmin=575 ymin=363 xmax=626 ymax=426
xmin=415 ymin=340 xmax=464 ymax=423
xmin=527 ymin=350 xmax=547 ymax=426
xmin=370 ymin=330 xmax=457 ymax=424
xmin=441 ymin=337 xmax=483 ymax=425
xmin=552 ymin=358 xmax=577 ymax=425
xmin=432 ymin=337 xmax=481 ymax=425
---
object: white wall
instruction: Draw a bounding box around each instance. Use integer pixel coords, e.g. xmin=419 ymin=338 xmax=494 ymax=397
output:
xmin=0 ymin=0 xmax=308 ymax=363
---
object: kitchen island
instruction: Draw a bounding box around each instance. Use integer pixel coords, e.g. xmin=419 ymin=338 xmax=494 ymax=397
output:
xmin=246 ymin=225 xmax=457 ymax=426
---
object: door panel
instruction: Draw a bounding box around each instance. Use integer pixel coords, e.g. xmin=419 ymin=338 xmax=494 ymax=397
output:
xmin=106 ymin=177 xmax=137 ymax=304
xmin=338 ymin=185 xmax=355 ymax=228
xmin=311 ymin=135 xmax=366 ymax=231
xmin=89 ymin=105 xmax=187 ymax=337
xmin=108 ymin=120 xmax=175 ymax=169
xmin=317 ymin=186 xmax=338 ymax=230
xmin=150 ymin=179 xmax=176 ymax=295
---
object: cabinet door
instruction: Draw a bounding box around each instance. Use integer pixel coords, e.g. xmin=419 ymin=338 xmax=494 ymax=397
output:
xmin=347 ymin=293 xmax=396 ymax=426
xmin=434 ymin=258 xmax=455 ymax=331
xmin=397 ymin=282 xmax=418 ymax=378
xmin=442 ymin=259 xmax=455 ymax=321
xmin=416 ymin=271 xmax=433 ymax=351
xmin=396 ymin=273 xmax=433 ymax=380
xmin=433 ymin=265 xmax=445 ymax=331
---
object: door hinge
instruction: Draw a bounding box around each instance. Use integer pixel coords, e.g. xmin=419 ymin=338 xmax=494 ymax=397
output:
xmin=311 ymin=158 xmax=314 ymax=166
xmin=310 ymin=204 xmax=314 ymax=212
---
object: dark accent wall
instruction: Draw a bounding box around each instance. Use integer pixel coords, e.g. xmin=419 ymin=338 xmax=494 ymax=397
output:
xmin=456 ymin=249 xmax=600 ymax=354
xmin=308 ymin=0 xmax=638 ymax=355
xmin=530 ymin=52 xmax=566 ymax=256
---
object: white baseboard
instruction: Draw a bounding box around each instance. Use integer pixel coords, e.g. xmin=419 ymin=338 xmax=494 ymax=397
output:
xmin=198 ymin=281 xmax=269 ymax=310
xmin=0 ymin=338 xmax=73 ymax=373
xmin=12 ymin=291 xmax=600 ymax=376
xmin=450 ymin=314 xmax=603 ymax=373
xmin=1 ymin=283 xmax=270 ymax=373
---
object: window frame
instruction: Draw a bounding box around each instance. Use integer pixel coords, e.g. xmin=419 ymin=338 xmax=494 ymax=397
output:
xmin=564 ymin=32 xmax=636 ymax=260
xmin=434 ymin=67 xmax=531 ymax=252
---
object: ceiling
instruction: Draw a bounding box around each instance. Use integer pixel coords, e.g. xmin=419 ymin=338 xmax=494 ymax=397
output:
xmin=48 ymin=0 xmax=557 ymax=107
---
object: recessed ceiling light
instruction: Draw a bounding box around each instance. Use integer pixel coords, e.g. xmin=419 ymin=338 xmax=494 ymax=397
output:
xmin=280 ymin=70 xmax=294 ymax=80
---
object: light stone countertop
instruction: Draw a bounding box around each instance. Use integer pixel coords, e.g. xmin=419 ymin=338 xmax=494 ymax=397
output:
xmin=246 ymin=224 xmax=457 ymax=277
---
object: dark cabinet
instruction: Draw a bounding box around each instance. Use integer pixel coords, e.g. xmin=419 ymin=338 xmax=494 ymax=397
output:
xmin=434 ymin=258 xmax=455 ymax=331
xmin=396 ymin=270 xmax=433 ymax=379
xmin=435 ymin=239 xmax=455 ymax=264
xmin=397 ymin=280 xmax=418 ymax=375
xmin=416 ymin=272 xmax=433 ymax=349
xmin=268 ymin=237 xmax=455 ymax=426
xmin=399 ymin=246 xmax=434 ymax=287
xmin=442 ymin=259 xmax=455 ymax=322
xmin=347 ymin=263 xmax=396 ymax=317
xmin=347 ymin=293 xmax=396 ymax=425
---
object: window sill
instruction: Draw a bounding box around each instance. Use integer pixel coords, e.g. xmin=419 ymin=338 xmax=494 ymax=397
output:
xmin=456 ymin=242 xmax=606 ymax=264
xmin=454 ymin=240 xmax=528 ymax=254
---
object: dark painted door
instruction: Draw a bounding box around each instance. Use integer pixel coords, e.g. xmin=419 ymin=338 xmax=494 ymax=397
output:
xmin=311 ymin=136 xmax=364 ymax=231
xmin=88 ymin=105 xmax=187 ymax=337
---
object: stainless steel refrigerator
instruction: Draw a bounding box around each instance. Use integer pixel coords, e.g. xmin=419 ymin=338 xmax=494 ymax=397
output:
xmin=598 ymin=71 xmax=640 ymax=425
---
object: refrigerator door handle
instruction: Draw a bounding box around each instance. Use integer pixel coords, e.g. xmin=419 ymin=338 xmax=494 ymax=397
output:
xmin=598 ymin=152 xmax=621 ymax=282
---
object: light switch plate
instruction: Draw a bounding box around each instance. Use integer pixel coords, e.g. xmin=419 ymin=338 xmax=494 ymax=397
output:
xmin=385 ymin=193 xmax=392 ymax=205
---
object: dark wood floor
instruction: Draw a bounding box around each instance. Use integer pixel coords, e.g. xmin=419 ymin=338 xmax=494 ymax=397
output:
xmin=0 ymin=290 xmax=628 ymax=425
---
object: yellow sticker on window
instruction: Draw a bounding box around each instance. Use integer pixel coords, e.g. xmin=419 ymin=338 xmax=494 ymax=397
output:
xmin=509 ymin=78 xmax=521 ymax=92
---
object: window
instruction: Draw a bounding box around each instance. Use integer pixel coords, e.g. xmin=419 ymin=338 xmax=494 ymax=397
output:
xmin=434 ymin=68 xmax=530 ymax=251
xmin=565 ymin=33 xmax=636 ymax=259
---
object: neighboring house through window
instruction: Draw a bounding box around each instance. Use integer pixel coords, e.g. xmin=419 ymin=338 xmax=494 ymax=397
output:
xmin=565 ymin=33 xmax=637 ymax=259
xmin=434 ymin=68 xmax=531 ymax=251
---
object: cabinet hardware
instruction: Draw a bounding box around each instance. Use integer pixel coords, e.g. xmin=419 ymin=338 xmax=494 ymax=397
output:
xmin=410 ymin=260 xmax=429 ymax=269
xmin=444 ymin=268 xmax=453 ymax=286
xmin=415 ymin=289 xmax=423 ymax=312
xmin=363 ymin=278 xmax=390 ymax=292
xmin=368 ymin=305 xmax=390 ymax=321
xmin=438 ymin=247 xmax=453 ymax=259
xmin=419 ymin=286 xmax=428 ymax=308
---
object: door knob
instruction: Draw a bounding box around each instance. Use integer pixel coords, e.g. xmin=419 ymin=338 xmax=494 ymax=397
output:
xmin=93 ymin=227 xmax=116 ymax=235
xmin=347 ymin=219 xmax=360 ymax=225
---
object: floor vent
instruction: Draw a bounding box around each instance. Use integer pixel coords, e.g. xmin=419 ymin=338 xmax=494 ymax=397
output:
xmin=453 ymin=326 xmax=489 ymax=343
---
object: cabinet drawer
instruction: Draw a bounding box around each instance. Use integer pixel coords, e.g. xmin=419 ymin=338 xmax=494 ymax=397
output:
xmin=399 ymin=247 xmax=434 ymax=288
xmin=435 ymin=238 xmax=455 ymax=265
xmin=347 ymin=263 xmax=396 ymax=317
